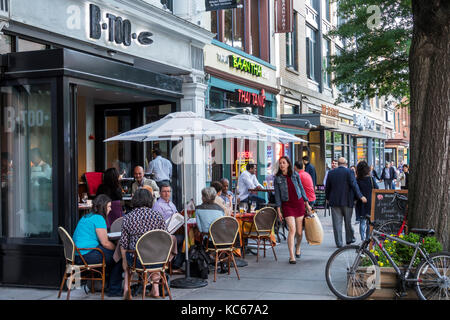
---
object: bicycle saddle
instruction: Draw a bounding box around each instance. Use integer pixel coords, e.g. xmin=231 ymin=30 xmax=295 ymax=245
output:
xmin=410 ymin=228 xmax=435 ymax=237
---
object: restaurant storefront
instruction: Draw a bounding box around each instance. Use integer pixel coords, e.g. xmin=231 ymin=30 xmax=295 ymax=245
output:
xmin=0 ymin=0 xmax=212 ymax=287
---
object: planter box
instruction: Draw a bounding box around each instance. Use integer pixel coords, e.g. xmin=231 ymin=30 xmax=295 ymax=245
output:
xmin=347 ymin=267 xmax=418 ymax=300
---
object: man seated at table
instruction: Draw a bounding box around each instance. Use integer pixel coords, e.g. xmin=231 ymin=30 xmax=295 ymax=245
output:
xmin=151 ymin=183 xmax=184 ymax=274
xmin=131 ymin=166 xmax=160 ymax=198
xmin=219 ymin=178 xmax=235 ymax=206
xmin=195 ymin=187 xmax=224 ymax=234
xmin=238 ymin=163 xmax=265 ymax=210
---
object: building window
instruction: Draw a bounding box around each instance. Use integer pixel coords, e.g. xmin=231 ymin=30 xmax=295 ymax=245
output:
xmin=160 ymin=0 xmax=173 ymax=11
xmin=306 ymin=26 xmax=318 ymax=81
xmin=211 ymin=10 xmax=218 ymax=39
xmin=307 ymin=0 xmax=319 ymax=11
xmin=286 ymin=11 xmax=298 ymax=70
xmin=1 ymin=83 xmax=54 ymax=238
xmin=323 ymin=38 xmax=331 ymax=87
xmin=250 ymin=0 xmax=261 ymax=57
xmin=362 ymin=97 xmax=371 ymax=111
xmin=0 ymin=34 xmax=11 ymax=54
xmin=325 ymin=0 xmax=331 ymax=21
xmin=283 ymin=103 xmax=299 ymax=114
xmin=224 ymin=6 xmax=245 ymax=51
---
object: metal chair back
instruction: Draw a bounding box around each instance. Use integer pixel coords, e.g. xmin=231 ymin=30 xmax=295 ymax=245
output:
xmin=110 ymin=216 xmax=124 ymax=233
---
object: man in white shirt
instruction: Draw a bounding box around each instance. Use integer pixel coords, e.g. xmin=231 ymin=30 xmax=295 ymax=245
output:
xmin=323 ymin=159 xmax=338 ymax=186
xmin=238 ymin=163 xmax=265 ymax=210
xmin=147 ymin=149 xmax=172 ymax=189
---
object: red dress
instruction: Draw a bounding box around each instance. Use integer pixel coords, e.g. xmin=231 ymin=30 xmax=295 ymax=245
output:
xmin=281 ymin=175 xmax=305 ymax=218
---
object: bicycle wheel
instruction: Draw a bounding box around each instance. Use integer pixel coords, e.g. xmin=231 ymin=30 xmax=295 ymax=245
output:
xmin=414 ymin=251 xmax=450 ymax=300
xmin=325 ymin=245 xmax=378 ymax=300
xmin=378 ymin=220 xmax=407 ymax=236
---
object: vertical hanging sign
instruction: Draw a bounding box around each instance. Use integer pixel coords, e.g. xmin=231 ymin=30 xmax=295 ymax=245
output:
xmin=275 ymin=0 xmax=293 ymax=33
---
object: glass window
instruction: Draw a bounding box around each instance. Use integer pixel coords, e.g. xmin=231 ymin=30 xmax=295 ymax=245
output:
xmin=325 ymin=131 xmax=332 ymax=143
xmin=308 ymin=0 xmax=319 ymax=11
xmin=323 ymin=38 xmax=331 ymax=87
xmin=283 ymin=103 xmax=298 ymax=114
xmin=224 ymin=7 xmax=245 ymax=50
xmin=18 ymin=38 xmax=47 ymax=52
xmin=211 ymin=10 xmax=218 ymax=39
xmin=325 ymin=0 xmax=331 ymax=21
xmin=209 ymin=90 xmax=224 ymax=109
xmin=160 ymin=0 xmax=173 ymax=11
xmin=334 ymin=145 xmax=343 ymax=159
xmin=250 ymin=0 xmax=261 ymax=57
xmin=1 ymin=84 xmax=53 ymax=238
xmin=334 ymin=132 xmax=343 ymax=144
xmin=306 ymin=26 xmax=318 ymax=81
xmin=0 ymin=34 xmax=12 ymax=54
xmin=286 ymin=12 xmax=298 ymax=70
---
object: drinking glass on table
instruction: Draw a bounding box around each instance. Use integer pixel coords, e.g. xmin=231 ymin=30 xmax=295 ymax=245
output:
xmin=239 ymin=203 xmax=245 ymax=214
xmin=263 ymin=180 xmax=267 ymax=188
xmin=250 ymin=201 xmax=256 ymax=213
xmin=81 ymin=193 xmax=88 ymax=204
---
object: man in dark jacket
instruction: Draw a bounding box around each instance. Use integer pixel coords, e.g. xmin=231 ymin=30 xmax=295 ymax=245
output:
xmin=302 ymin=156 xmax=317 ymax=189
xmin=325 ymin=157 xmax=367 ymax=248
xmin=380 ymin=162 xmax=397 ymax=190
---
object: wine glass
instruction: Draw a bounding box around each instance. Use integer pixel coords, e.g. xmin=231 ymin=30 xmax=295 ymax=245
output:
xmin=123 ymin=185 xmax=129 ymax=195
xmin=263 ymin=180 xmax=268 ymax=188
xmin=250 ymin=201 xmax=256 ymax=213
xmin=82 ymin=193 xmax=88 ymax=204
xmin=239 ymin=203 xmax=245 ymax=214
xmin=243 ymin=202 xmax=248 ymax=213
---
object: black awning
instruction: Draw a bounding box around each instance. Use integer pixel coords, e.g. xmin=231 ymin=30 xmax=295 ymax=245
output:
xmin=3 ymin=48 xmax=183 ymax=98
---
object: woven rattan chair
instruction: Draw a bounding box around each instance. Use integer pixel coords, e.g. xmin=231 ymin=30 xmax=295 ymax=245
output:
xmin=209 ymin=216 xmax=240 ymax=282
xmin=243 ymin=207 xmax=278 ymax=262
xmin=109 ymin=216 xmax=123 ymax=233
xmin=126 ymin=230 xmax=173 ymax=300
xmin=57 ymin=227 xmax=106 ymax=300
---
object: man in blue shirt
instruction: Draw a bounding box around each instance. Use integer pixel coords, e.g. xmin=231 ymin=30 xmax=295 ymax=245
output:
xmin=302 ymin=156 xmax=317 ymax=189
xmin=147 ymin=149 xmax=172 ymax=189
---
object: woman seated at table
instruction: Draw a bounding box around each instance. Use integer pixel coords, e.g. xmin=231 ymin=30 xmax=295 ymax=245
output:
xmin=119 ymin=188 xmax=176 ymax=299
xmin=72 ymin=194 xmax=123 ymax=297
xmin=195 ymin=187 xmax=224 ymax=234
xmin=96 ymin=167 xmax=123 ymax=201
xmin=211 ymin=181 xmax=232 ymax=216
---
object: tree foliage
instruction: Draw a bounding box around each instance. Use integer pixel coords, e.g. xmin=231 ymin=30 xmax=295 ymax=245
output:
xmin=328 ymin=0 xmax=412 ymax=108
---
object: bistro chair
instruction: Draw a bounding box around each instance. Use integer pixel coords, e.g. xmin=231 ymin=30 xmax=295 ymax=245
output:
xmin=209 ymin=216 xmax=240 ymax=282
xmin=126 ymin=230 xmax=173 ymax=300
xmin=109 ymin=216 xmax=123 ymax=234
xmin=82 ymin=172 xmax=103 ymax=198
xmin=57 ymin=227 xmax=106 ymax=300
xmin=243 ymin=207 xmax=278 ymax=262
xmin=107 ymin=200 xmax=124 ymax=231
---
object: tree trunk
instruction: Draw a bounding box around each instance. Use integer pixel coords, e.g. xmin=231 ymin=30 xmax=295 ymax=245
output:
xmin=409 ymin=1 xmax=450 ymax=250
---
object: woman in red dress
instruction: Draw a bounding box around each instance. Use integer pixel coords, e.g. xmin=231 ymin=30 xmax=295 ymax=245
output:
xmin=274 ymin=157 xmax=312 ymax=264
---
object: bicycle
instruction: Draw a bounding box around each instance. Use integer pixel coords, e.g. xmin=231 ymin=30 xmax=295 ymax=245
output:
xmin=325 ymin=214 xmax=450 ymax=300
xmin=378 ymin=192 xmax=408 ymax=236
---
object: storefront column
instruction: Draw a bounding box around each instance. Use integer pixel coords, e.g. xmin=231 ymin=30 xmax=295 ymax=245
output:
xmin=367 ymin=138 xmax=374 ymax=166
xmin=180 ymin=76 xmax=208 ymax=205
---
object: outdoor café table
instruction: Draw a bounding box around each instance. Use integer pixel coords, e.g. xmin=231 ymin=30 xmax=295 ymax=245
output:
xmin=78 ymin=202 xmax=92 ymax=217
xmin=248 ymin=188 xmax=275 ymax=193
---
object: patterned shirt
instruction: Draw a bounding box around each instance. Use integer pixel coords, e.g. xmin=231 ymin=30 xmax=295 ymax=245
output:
xmin=119 ymin=207 xmax=167 ymax=251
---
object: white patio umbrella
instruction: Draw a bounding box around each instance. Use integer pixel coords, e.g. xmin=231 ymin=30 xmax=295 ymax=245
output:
xmin=218 ymin=114 xmax=308 ymax=214
xmin=104 ymin=111 xmax=256 ymax=288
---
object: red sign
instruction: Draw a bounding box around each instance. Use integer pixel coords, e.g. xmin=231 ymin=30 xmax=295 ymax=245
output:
xmin=275 ymin=0 xmax=293 ymax=33
xmin=238 ymin=151 xmax=253 ymax=159
xmin=236 ymin=89 xmax=266 ymax=107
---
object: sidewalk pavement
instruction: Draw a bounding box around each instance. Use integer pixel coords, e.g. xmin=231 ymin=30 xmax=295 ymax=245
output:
xmin=0 ymin=210 xmax=364 ymax=300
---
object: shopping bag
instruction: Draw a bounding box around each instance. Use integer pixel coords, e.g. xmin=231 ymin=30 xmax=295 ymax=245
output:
xmin=304 ymin=213 xmax=323 ymax=245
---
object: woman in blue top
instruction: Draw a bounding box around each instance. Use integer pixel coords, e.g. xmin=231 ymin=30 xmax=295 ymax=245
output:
xmin=73 ymin=194 xmax=123 ymax=297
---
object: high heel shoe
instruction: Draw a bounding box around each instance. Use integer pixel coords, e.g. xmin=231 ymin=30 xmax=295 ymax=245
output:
xmin=295 ymin=244 xmax=301 ymax=259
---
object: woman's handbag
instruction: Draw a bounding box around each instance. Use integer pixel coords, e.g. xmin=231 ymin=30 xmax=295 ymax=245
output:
xmin=304 ymin=212 xmax=323 ymax=245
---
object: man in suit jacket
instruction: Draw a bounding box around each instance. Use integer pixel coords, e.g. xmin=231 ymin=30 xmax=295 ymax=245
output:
xmin=380 ymin=162 xmax=397 ymax=190
xmin=325 ymin=157 xmax=367 ymax=248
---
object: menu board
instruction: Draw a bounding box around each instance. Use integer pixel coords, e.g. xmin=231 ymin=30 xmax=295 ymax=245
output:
xmin=314 ymin=185 xmax=326 ymax=209
xmin=370 ymin=190 xmax=408 ymax=225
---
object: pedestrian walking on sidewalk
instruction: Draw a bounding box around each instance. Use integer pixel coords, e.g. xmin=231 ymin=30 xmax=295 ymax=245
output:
xmin=274 ymin=156 xmax=312 ymax=264
xmin=380 ymin=162 xmax=397 ymax=190
xmin=355 ymin=161 xmax=378 ymax=241
xmin=325 ymin=157 xmax=367 ymax=248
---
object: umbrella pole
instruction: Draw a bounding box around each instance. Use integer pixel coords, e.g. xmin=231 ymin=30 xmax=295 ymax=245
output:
xmin=171 ymin=136 xmax=207 ymax=289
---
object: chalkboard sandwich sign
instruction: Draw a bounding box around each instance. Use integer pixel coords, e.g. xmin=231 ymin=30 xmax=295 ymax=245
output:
xmin=370 ymin=189 xmax=408 ymax=231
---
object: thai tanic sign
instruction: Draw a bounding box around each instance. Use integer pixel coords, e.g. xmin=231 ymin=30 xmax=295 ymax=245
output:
xmin=275 ymin=0 xmax=293 ymax=33
xmin=236 ymin=89 xmax=266 ymax=107
xmin=205 ymin=0 xmax=239 ymax=11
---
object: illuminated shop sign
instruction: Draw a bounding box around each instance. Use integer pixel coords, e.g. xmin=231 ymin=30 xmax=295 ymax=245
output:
xmin=236 ymin=89 xmax=266 ymax=107
xmin=229 ymin=55 xmax=262 ymax=77
xmin=321 ymin=104 xmax=339 ymax=118
xmin=89 ymin=4 xmax=153 ymax=46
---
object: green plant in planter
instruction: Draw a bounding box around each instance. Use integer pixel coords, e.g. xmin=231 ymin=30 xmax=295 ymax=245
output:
xmin=370 ymin=233 xmax=443 ymax=268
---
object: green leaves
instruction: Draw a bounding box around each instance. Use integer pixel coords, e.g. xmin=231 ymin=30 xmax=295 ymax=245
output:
xmin=329 ymin=0 xmax=412 ymax=107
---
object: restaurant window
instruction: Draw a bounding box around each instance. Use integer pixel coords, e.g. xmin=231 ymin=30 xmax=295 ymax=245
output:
xmin=211 ymin=10 xmax=218 ymax=39
xmin=224 ymin=6 xmax=245 ymax=51
xmin=356 ymin=137 xmax=368 ymax=163
xmin=1 ymin=83 xmax=54 ymax=238
xmin=306 ymin=26 xmax=318 ymax=82
xmin=286 ymin=11 xmax=298 ymax=70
